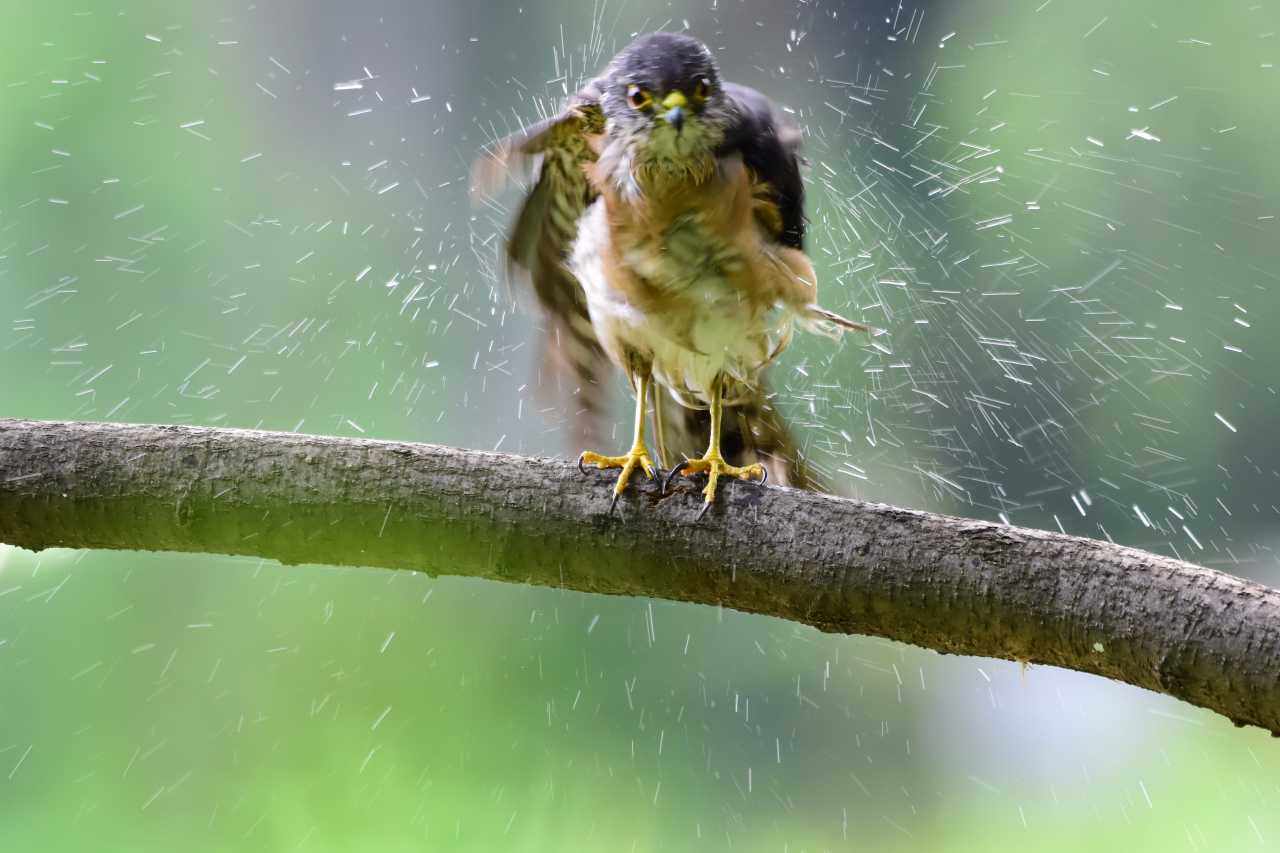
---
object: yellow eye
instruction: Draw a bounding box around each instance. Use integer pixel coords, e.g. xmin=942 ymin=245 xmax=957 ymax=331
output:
xmin=627 ymin=84 xmax=652 ymax=110
xmin=692 ymin=78 xmax=710 ymax=102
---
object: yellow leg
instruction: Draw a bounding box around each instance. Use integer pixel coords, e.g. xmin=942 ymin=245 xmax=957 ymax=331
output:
xmin=578 ymin=373 xmax=659 ymax=512
xmin=651 ymin=386 xmax=670 ymax=470
xmin=665 ymin=378 xmax=766 ymax=518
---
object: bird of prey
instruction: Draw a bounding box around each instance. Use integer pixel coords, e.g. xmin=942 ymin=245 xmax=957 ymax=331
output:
xmin=476 ymin=32 xmax=869 ymax=516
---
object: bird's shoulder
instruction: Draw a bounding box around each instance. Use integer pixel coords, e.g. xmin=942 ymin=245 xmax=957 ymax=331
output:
xmin=715 ymin=82 xmax=807 ymax=250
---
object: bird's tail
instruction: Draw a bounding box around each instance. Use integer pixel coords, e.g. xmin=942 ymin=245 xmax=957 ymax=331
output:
xmin=657 ymin=305 xmax=877 ymax=491
xmin=658 ymin=377 xmax=829 ymax=492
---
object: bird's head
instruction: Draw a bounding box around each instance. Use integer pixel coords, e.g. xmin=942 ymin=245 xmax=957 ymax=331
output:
xmin=598 ymin=33 xmax=731 ymax=192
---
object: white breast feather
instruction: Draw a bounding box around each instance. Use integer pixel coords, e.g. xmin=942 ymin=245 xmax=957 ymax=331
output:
xmin=570 ymin=200 xmax=793 ymax=404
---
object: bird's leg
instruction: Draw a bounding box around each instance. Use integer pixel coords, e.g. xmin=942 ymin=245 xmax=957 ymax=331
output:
xmin=664 ymin=377 xmax=766 ymax=518
xmin=651 ymin=387 xmax=670 ymax=470
xmin=578 ymin=372 xmax=660 ymax=512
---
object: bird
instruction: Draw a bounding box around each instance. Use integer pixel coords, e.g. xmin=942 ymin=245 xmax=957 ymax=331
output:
xmin=475 ymin=32 xmax=870 ymax=517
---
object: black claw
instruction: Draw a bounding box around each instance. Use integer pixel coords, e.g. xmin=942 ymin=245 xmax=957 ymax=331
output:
xmin=609 ymin=493 xmax=621 ymax=518
xmin=663 ymin=466 xmax=685 ymax=495
xmin=758 ymin=465 xmax=769 ymax=486
xmin=696 ymin=500 xmax=712 ymax=521
xmin=578 ymin=453 xmax=590 ymax=476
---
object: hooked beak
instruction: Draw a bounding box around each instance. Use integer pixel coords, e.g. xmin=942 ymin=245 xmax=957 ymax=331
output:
xmin=664 ymin=106 xmax=685 ymax=133
xmin=661 ymin=91 xmax=688 ymax=134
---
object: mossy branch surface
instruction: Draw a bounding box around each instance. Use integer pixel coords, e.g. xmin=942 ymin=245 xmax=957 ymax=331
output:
xmin=2 ymin=418 xmax=1278 ymax=735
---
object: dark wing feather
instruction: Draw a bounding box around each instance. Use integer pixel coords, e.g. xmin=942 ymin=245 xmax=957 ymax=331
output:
xmin=473 ymin=81 xmax=609 ymax=444
xmin=718 ymin=82 xmax=807 ymax=249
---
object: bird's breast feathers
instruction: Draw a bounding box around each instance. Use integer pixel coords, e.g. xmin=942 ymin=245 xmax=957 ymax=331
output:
xmin=570 ymin=154 xmax=814 ymax=400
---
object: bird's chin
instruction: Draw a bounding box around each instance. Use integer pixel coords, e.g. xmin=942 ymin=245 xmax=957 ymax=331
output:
xmin=632 ymin=136 xmax=716 ymax=189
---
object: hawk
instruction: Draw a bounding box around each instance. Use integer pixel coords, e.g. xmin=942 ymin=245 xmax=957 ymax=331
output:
xmin=476 ymin=33 xmax=869 ymax=516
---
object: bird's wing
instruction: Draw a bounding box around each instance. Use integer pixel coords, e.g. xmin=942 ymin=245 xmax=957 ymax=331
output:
xmin=717 ymin=84 xmax=874 ymax=338
xmin=718 ymin=81 xmax=807 ymax=250
xmin=473 ymin=80 xmax=610 ymax=445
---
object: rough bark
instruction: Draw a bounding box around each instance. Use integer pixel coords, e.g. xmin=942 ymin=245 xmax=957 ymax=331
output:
xmin=1 ymin=418 xmax=1278 ymax=735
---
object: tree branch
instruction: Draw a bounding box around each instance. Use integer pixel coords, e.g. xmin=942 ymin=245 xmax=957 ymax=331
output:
xmin=2 ymin=418 xmax=1277 ymax=735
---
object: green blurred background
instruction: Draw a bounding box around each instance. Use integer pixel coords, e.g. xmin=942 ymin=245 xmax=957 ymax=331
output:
xmin=3 ymin=1 xmax=1279 ymax=850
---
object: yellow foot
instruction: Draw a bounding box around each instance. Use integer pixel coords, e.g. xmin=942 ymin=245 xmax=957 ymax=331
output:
xmin=663 ymin=453 xmax=767 ymax=519
xmin=578 ymin=445 xmax=660 ymax=514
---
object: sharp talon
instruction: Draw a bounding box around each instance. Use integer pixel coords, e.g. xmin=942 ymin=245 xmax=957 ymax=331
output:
xmin=577 ymin=445 xmax=658 ymax=512
xmin=663 ymin=466 xmax=684 ymax=494
xmin=758 ymin=465 xmax=768 ymax=486
xmin=696 ymin=500 xmax=712 ymax=521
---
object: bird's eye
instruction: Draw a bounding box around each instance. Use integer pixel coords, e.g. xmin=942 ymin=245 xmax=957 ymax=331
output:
xmin=627 ymin=84 xmax=652 ymax=110
xmin=692 ymin=78 xmax=710 ymax=102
